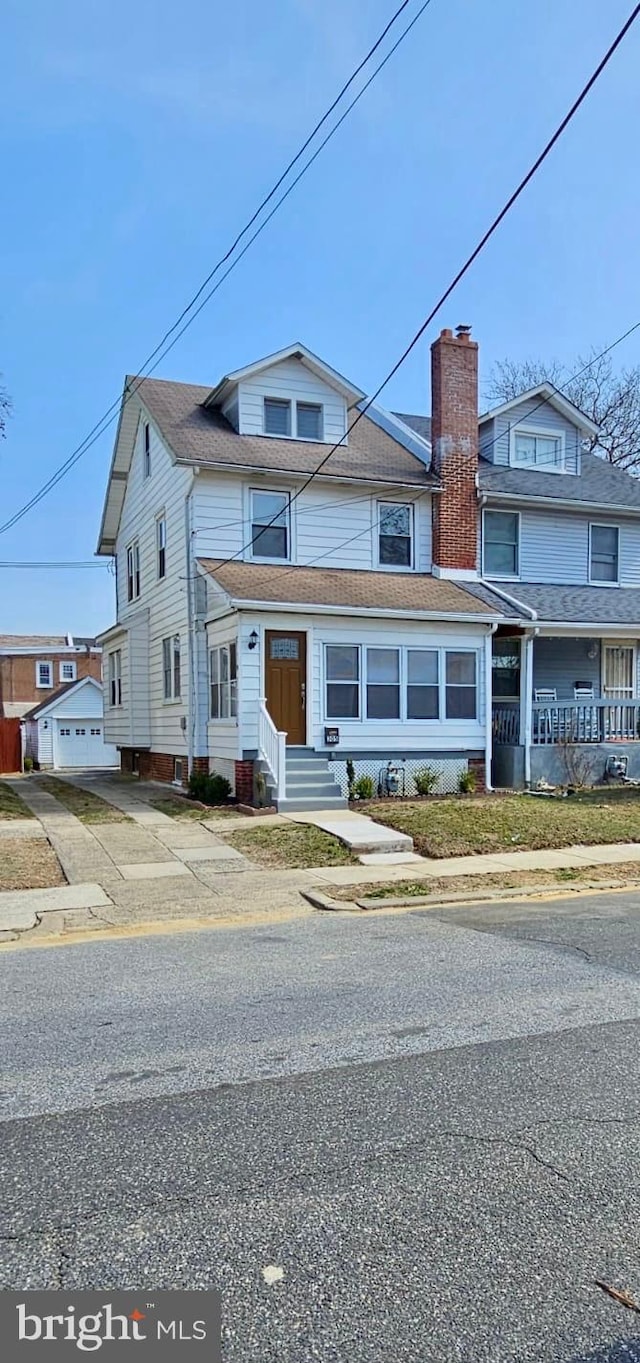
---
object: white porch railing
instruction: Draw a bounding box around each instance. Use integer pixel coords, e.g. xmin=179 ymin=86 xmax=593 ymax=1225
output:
xmin=532 ymin=700 xmax=640 ymax=746
xmin=492 ymin=703 xmax=520 ymax=745
xmin=258 ymin=698 xmax=287 ymax=801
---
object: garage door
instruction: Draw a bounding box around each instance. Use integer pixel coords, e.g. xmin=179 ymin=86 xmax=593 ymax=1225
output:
xmin=56 ymin=721 xmax=118 ymax=769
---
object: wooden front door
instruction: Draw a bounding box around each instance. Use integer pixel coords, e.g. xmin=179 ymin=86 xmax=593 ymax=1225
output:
xmin=265 ymin=631 xmax=307 ymax=744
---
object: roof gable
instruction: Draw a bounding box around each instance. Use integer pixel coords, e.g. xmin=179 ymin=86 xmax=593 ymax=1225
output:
xmin=479 ymin=383 xmax=600 ymax=436
xmin=205 ymin=343 xmax=365 ymax=407
xmin=24 ymin=675 xmax=102 ymax=721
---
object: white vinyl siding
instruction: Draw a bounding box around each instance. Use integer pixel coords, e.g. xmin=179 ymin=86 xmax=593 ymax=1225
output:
xmin=191 ymin=473 xmax=432 ymax=573
xmin=482 ymin=507 xmax=640 ymax=587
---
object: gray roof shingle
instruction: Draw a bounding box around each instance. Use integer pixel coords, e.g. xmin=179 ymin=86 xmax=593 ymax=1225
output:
xmin=479 ymin=450 xmax=640 ymax=510
xmin=392 ymin=412 xmax=432 ymax=443
xmin=485 ymin=581 xmax=640 ymax=625
xmin=135 ymin=379 xmax=437 ymax=488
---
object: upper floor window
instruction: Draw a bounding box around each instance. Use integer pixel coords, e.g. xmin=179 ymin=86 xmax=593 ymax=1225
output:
xmin=162 ymin=635 xmax=181 ymax=700
xmin=143 ymin=422 xmax=151 ymax=478
xmin=60 ymin=661 xmax=77 ymax=683
xmin=378 ymin=502 xmax=413 ymax=568
xmin=511 ymin=427 xmax=564 ymax=472
xmin=297 ymin=403 xmax=323 ymax=441
xmin=263 ymin=398 xmax=324 ymax=441
xmin=36 ymin=660 xmax=53 ymax=688
xmin=483 ymin=509 xmax=519 ymax=577
xmin=590 ymin=524 xmax=619 ymax=583
xmin=264 ymin=399 xmax=291 ymax=437
xmin=108 ymin=650 xmax=122 ymax=707
xmin=156 ymin=514 xmax=167 ymax=580
xmin=126 ymin=540 xmax=140 ymax=602
xmin=250 ymin=490 xmax=290 ymax=560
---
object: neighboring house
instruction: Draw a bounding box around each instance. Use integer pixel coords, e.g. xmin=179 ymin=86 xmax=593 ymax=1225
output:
xmin=23 ymin=676 xmax=118 ymax=770
xmin=0 ymin=635 xmax=102 ymax=719
xmin=96 ymin=331 xmax=640 ymax=805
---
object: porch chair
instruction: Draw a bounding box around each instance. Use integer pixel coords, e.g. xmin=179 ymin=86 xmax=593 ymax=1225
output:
xmin=573 ymin=686 xmax=598 ymax=742
xmin=534 ymin=688 xmax=557 ymax=743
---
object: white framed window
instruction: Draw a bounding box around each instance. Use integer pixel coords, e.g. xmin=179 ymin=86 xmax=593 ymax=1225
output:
xmin=162 ymin=635 xmax=181 ymax=700
xmin=445 ymin=652 xmax=477 ymax=719
xmin=407 ymin=649 xmax=439 ymax=719
xmin=366 ymin=648 xmax=400 ymax=719
xmin=209 ymin=642 xmax=237 ymax=719
xmin=36 ymin=661 xmax=53 ymax=688
xmin=483 ymin=509 xmax=520 ymax=577
xmin=325 ymin=645 xmax=360 ymax=719
xmin=378 ymin=502 xmax=413 ymax=568
xmin=126 ymin=540 xmax=140 ymax=601
xmin=108 ymin=650 xmax=122 ymax=707
xmin=264 ymin=398 xmax=291 ymax=437
xmin=250 ymin=490 xmax=290 ymax=560
xmin=510 ymin=426 xmax=564 ymax=472
xmin=143 ymin=421 xmax=151 ymax=478
xmin=156 ymin=514 xmax=167 ymax=580
xmin=590 ymin=524 xmax=619 ymax=584
xmin=297 ymin=402 xmax=323 ymax=441
xmin=59 ymin=661 xmax=77 ymax=683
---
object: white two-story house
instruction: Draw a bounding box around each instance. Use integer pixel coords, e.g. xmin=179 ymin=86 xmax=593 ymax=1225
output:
xmin=96 ymin=329 xmax=640 ymax=805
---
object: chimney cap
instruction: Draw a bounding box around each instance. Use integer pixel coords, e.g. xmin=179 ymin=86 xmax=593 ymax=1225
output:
xmin=456 ymin=324 xmax=472 ymax=338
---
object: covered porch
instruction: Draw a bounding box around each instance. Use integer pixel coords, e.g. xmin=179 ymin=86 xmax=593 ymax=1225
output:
xmin=491 ymin=628 xmax=640 ymax=787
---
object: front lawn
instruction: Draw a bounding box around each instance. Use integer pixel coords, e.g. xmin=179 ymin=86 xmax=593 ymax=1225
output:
xmin=0 ymin=837 xmax=66 ymax=892
xmin=223 ymin=824 xmax=356 ymax=869
xmin=0 ymin=782 xmax=33 ymax=820
xmin=37 ymin=778 xmax=130 ymax=825
xmin=364 ymin=788 xmax=640 ymax=858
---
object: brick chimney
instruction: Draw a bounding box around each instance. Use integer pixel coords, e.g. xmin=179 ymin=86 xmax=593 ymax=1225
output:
xmin=431 ymin=325 xmax=479 ymax=578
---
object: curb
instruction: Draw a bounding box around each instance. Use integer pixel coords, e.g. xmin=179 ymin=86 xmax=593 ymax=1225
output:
xmin=304 ymin=875 xmax=640 ymax=915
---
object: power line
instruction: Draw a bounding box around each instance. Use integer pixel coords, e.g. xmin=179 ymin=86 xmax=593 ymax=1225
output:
xmin=0 ymin=561 xmax=111 ymax=569
xmin=0 ymin=0 xmax=435 ymax=539
xmin=204 ymin=0 xmax=640 ymax=573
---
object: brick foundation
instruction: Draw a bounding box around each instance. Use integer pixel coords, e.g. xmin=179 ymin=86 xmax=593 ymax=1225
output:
xmin=234 ymin=759 xmax=255 ymax=804
xmin=119 ymin=748 xmax=189 ymax=786
xmin=468 ymin=757 xmax=486 ymax=793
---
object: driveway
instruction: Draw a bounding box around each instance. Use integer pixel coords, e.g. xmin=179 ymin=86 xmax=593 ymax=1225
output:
xmin=1 ymin=889 xmax=640 ymax=1361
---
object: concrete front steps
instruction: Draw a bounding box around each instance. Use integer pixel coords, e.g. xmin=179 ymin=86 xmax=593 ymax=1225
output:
xmin=270 ymin=748 xmax=348 ymax=813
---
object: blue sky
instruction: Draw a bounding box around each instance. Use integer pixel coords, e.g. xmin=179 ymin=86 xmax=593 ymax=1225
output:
xmin=2 ymin=0 xmax=639 ymax=634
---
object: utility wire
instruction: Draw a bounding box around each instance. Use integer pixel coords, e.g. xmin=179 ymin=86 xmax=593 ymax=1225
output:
xmin=204 ymin=0 xmax=640 ymax=573
xmin=0 ymin=0 xmax=435 ymax=539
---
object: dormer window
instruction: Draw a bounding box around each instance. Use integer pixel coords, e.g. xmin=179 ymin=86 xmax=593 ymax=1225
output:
xmin=511 ymin=427 xmax=564 ymax=472
xmin=264 ymin=399 xmax=291 ymax=437
xmin=263 ymin=398 xmax=324 ymax=441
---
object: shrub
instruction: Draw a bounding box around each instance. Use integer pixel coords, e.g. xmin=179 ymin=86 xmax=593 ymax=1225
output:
xmin=458 ymin=767 xmax=477 ymax=794
xmin=353 ymin=773 xmax=375 ymax=800
xmin=23 ymin=756 xmax=34 ymax=773
xmin=346 ymin=758 xmax=356 ymax=800
xmin=188 ymin=770 xmax=232 ymax=805
xmin=413 ymin=765 xmax=439 ymax=797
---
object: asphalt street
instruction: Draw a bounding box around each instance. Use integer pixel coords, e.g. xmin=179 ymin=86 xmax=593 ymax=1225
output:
xmin=1 ymin=889 xmax=640 ymax=1362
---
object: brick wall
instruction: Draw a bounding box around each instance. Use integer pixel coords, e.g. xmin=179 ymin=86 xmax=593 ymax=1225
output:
xmin=234 ymin=759 xmax=254 ymax=804
xmin=468 ymin=756 xmax=486 ymax=792
xmin=120 ymin=749 xmax=188 ymax=785
xmin=431 ymin=327 xmax=479 ymax=573
xmin=0 ymin=651 xmax=102 ymax=715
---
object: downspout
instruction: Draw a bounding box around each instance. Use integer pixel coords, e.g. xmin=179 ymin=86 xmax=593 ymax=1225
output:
xmin=484 ymin=623 xmax=498 ymax=791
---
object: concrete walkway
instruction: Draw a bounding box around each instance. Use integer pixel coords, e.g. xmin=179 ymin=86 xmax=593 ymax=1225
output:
xmin=311 ymin=839 xmax=640 ymax=887
xmin=285 ymin=807 xmax=417 ymax=861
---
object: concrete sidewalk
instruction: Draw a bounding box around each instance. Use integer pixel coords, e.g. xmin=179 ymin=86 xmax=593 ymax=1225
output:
xmin=310 ymin=839 xmax=640 ymax=887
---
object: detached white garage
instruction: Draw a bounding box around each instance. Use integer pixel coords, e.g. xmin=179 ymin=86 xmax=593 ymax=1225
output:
xmin=24 ymin=676 xmax=118 ymax=770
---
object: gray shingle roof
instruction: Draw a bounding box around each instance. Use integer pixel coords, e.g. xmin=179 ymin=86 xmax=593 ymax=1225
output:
xmin=136 ymin=378 xmax=437 ymax=488
xmin=393 ymin=412 xmax=432 ymax=443
xmin=485 ymin=581 xmax=640 ymax=625
xmin=479 ymin=450 xmax=640 ymax=510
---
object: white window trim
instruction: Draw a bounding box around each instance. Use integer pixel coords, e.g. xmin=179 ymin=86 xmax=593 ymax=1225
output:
xmin=589 ymin=522 xmax=620 ymax=586
xmin=143 ymin=421 xmax=151 ymax=478
xmin=209 ymin=642 xmax=238 ymax=722
xmin=482 ymin=507 xmax=521 ymax=580
xmin=509 ymin=424 xmax=566 ymax=474
xmin=156 ymin=512 xmax=167 ymax=580
xmin=262 ymin=396 xmax=325 ymax=442
xmin=162 ymin=635 xmax=182 ymax=703
xmin=35 ymin=660 xmax=53 ymax=689
xmin=59 ymin=661 xmax=77 ymax=683
xmin=126 ymin=539 xmax=141 ymax=602
xmin=375 ymin=500 xmax=415 ymax=572
xmin=601 ymin=640 xmax=637 ymax=698
xmin=322 ymin=644 xmax=480 ymax=725
xmin=108 ymin=650 xmax=122 ymax=708
xmin=248 ymin=487 xmax=293 ymax=564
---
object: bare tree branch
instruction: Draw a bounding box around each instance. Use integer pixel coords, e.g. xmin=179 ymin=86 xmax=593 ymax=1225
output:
xmin=0 ymin=373 xmax=11 ymax=439
xmin=485 ymin=349 xmax=640 ymax=470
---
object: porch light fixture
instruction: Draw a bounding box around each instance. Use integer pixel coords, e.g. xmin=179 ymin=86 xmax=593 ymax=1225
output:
xmin=587 ymin=640 xmax=598 ymax=660
xmin=248 ymin=630 xmax=259 ymax=651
